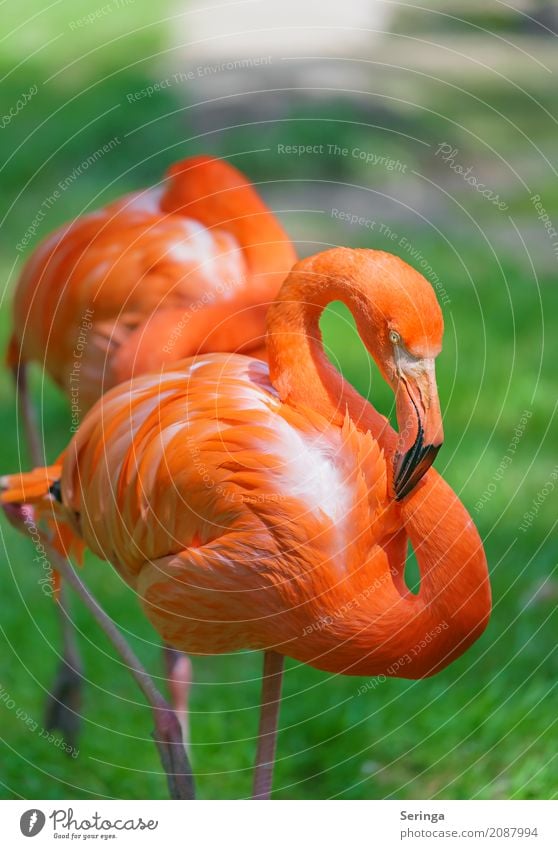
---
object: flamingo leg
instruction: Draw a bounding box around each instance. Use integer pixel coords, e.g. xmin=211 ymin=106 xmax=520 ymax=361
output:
xmin=163 ymin=645 xmax=192 ymax=750
xmin=3 ymin=498 xmax=195 ymax=798
xmin=45 ymin=545 xmax=195 ymax=799
xmin=43 ymin=582 xmax=84 ymax=750
xmin=14 ymin=363 xmax=85 ymax=747
xmin=15 ymin=361 xmax=43 ymax=465
xmin=252 ymin=651 xmax=284 ymax=800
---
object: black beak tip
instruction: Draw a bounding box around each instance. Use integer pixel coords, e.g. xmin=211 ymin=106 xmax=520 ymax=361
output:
xmin=394 ymin=442 xmax=442 ymax=501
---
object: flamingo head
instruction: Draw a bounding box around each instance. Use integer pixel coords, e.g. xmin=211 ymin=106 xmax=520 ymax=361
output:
xmin=353 ymin=252 xmax=445 ymax=500
xmin=390 ymin=338 xmax=444 ymax=500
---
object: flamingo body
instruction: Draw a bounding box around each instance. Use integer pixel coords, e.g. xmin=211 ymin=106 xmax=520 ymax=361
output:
xmin=9 ymin=156 xmax=296 ymax=410
xmin=48 ymin=352 xmax=487 ymax=678
xmin=3 ymin=248 xmax=490 ymax=683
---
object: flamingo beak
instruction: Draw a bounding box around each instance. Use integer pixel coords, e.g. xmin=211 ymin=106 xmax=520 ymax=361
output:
xmin=393 ymin=358 xmax=443 ymax=501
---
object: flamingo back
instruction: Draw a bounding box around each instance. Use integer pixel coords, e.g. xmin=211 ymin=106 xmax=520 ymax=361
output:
xmin=9 ymin=157 xmax=295 ymax=410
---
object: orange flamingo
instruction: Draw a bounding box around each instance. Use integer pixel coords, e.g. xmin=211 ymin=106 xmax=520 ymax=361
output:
xmin=6 ymin=154 xmax=296 ymax=748
xmin=2 ymin=247 xmax=491 ymax=798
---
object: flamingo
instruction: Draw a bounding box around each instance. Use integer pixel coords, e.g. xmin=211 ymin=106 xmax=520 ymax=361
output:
xmin=6 ymin=154 xmax=296 ymax=750
xmin=1 ymin=247 xmax=491 ymax=799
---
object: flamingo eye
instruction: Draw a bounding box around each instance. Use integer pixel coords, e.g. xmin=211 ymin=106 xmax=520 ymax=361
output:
xmin=389 ymin=330 xmax=401 ymax=345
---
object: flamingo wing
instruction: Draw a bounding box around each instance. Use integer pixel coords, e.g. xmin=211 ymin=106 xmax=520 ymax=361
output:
xmin=58 ymin=355 xmax=398 ymax=658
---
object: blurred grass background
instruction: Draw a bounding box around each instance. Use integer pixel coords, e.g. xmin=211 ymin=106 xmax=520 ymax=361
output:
xmin=1 ymin=0 xmax=557 ymax=799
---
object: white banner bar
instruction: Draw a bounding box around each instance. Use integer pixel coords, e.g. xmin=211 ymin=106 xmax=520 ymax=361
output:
xmin=2 ymin=800 xmax=558 ymax=848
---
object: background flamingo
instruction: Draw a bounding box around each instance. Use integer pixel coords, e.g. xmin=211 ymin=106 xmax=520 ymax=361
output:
xmin=6 ymin=154 xmax=296 ymax=749
xmin=1 ymin=247 xmax=491 ymax=798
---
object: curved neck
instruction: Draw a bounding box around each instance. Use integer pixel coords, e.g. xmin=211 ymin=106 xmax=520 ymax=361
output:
xmin=266 ymin=248 xmax=490 ymax=676
xmin=288 ymin=469 xmax=490 ymax=678
xmin=161 ymin=156 xmax=296 ymax=297
xmin=266 ymin=248 xmax=397 ymax=453
xmin=393 ymin=470 xmax=491 ymax=676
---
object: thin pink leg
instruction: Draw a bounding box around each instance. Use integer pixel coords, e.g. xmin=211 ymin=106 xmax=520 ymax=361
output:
xmin=43 ymin=582 xmax=84 ymax=749
xmin=14 ymin=363 xmax=84 ymax=747
xmin=252 ymin=651 xmax=284 ymax=800
xmin=15 ymin=362 xmax=43 ymax=466
xmin=163 ymin=645 xmax=193 ymax=750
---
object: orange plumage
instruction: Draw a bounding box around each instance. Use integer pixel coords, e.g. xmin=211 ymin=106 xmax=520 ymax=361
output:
xmin=2 ymin=248 xmax=491 ymax=679
xmin=8 ymin=155 xmax=296 ymax=410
